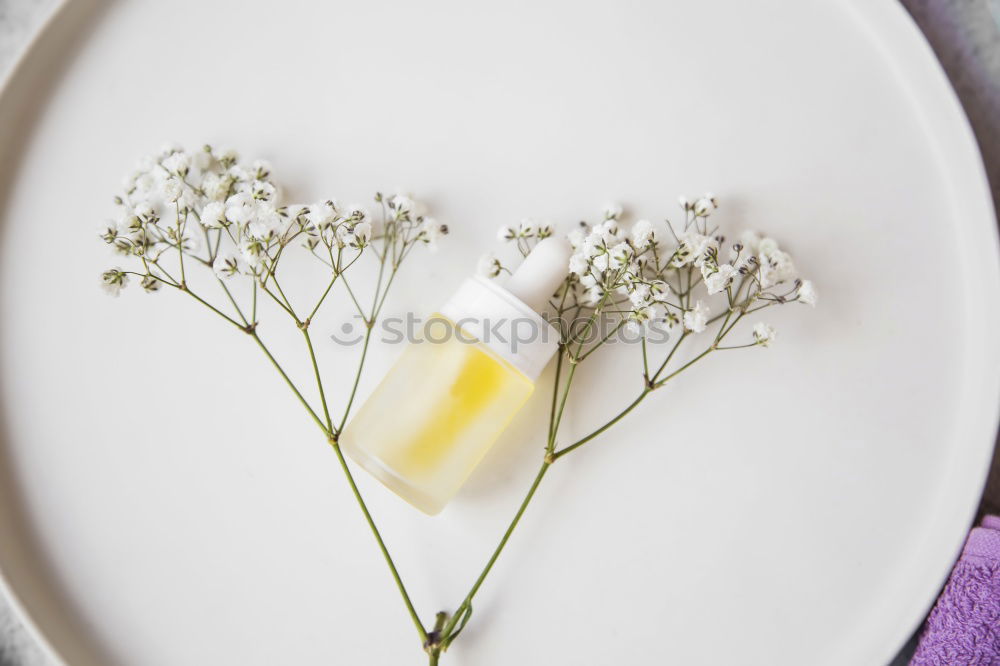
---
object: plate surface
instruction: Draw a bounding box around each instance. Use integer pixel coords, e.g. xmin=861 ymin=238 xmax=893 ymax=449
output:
xmin=1 ymin=1 xmax=998 ymax=665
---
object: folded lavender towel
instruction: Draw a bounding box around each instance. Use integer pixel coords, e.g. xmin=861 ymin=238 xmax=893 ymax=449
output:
xmin=910 ymin=515 xmax=1000 ymax=665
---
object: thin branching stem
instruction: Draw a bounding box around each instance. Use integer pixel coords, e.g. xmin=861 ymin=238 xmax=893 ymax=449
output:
xmin=302 ymin=329 xmax=335 ymax=433
xmin=329 ymin=439 xmax=429 ymax=644
xmin=249 ymin=331 xmax=328 ymax=434
xmin=546 ymin=347 xmax=565 ymax=449
xmin=182 ymin=286 xmax=245 ymax=329
xmin=438 ymin=296 xmax=748 ymax=647
xmin=338 ymin=324 xmax=374 ymax=432
xmin=440 ymin=462 xmax=550 ymax=642
xmin=109 ymin=158 xmax=803 ymax=665
xmin=552 ymin=389 xmax=650 ymax=460
xmin=653 ymin=347 xmax=714 ymax=389
xmin=651 ymin=331 xmax=688 ymax=384
xmin=217 ymin=278 xmax=249 ymax=325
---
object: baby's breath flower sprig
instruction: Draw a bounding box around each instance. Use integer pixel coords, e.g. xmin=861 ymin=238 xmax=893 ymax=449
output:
xmin=101 ymin=156 xmax=815 ymax=666
xmin=562 ymin=196 xmax=809 ymax=423
xmin=100 ymin=144 xmax=444 ymax=651
xmin=496 ymin=218 xmax=554 ymax=259
xmin=428 ymin=195 xmax=816 ymax=659
xmin=101 ymin=145 xmax=446 ymax=328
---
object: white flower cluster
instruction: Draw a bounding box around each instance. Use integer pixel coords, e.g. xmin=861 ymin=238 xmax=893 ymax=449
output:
xmin=99 ymin=144 xmax=444 ymax=296
xmin=495 ymin=219 xmax=554 ymax=252
xmin=560 ymin=195 xmax=815 ymax=342
xmin=479 ymin=218 xmax=555 ymax=281
xmin=488 ymin=194 xmax=815 ymax=346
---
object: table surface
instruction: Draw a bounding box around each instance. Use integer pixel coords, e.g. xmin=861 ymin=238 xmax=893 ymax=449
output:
xmin=0 ymin=1 xmax=997 ymax=665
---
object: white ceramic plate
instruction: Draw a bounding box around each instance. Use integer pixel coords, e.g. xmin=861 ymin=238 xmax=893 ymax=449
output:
xmin=1 ymin=1 xmax=998 ymax=664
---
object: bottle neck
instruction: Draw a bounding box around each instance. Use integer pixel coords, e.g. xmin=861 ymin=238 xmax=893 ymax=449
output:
xmin=439 ymin=276 xmax=559 ymax=381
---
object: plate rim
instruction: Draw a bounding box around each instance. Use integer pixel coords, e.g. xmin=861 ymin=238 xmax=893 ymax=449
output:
xmin=0 ymin=3 xmax=88 ymax=665
xmin=842 ymin=0 xmax=1000 ymax=661
xmin=0 ymin=1 xmax=996 ymax=664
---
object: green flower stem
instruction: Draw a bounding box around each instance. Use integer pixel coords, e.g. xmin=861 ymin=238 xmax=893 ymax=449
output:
xmin=546 ymin=347 xmax=565 ymax=448
xmin=426 ymin=611 xmax=449 ymax=663
xmin=201 ymin=225 xmax=215 ymax=263
xmin=306 ymin=275 xmax=339 ymax=324
xmin=339 ymin=273 xmax=367 ymax=320
xmin=252 ymin=280 xmax=258 ymax=322
xmin=249 ymin=331 xmax=328 ymax=435
xmin=297 ymin=256 xmax=428 ymax=646
xmin=576 ymin=318 xmax=628 ymax=362
xmin=217 ymin=278 xmax=249 ymax=326
xmin=570 ymin=294 xmax=608 ymax=359
xmin=305 ymin=253 xmax=362 ymax=325
xmin=163 ymin=226 xmax=756 ymax=664
xmin=173 ymin=281 xmax=324 ymax=437
xmin=302 ymin=328 xmax=334 ymax=433
xmin=436 ymin=340 xmax=582 ymax=650
xmin=372 ymin=267 xmax=402 ymax=321
xmin=716 ymin=342 xmax=760 ymax=351
xmin=178 ymin=274 xmax=428 ymax=646
xmin=180 ymin=284 xmax=245 ymax=329
xmin=329 ymin=437 xmax=429 ymax=645
xmin=295 ymin=251 xmax=428 ymax=646
xmin=641 ymin=337 xmax=650 ymax=382
xmin=259 ymin=282 xmax=298 ymax=320
xmin=650 ymin=332 xmax=687 ymax=382
xmin=338 ymin=323 xmax=373 ymax=433
xmin=268 ymin=272 xmax=298 ymax=319
xmin=549 ymin=361 xmax=578 ymax=444
xmin=551 ymin=388 xmax=651 ymax=461
xmin=437 ymin=312 xmax=745 ymax=655
xmin=438 ymin=461 xmax=551 ymax=644
xmin=176 ymin=203 xmax=186 ymax=285
xmin=652 ymin=347 xmax=714 ymax=389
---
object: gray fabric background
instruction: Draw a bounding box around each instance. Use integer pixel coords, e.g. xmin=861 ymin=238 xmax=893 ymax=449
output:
xmin=0 ymin=1 xmax=997 ymax=664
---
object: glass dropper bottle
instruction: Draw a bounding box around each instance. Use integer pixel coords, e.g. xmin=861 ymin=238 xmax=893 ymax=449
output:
xmin=342 ymin=237 xmax=571 ymax=514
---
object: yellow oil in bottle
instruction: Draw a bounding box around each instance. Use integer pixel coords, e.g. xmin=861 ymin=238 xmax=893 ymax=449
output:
xmin=341 ymin=315 xmax=534 ymax=514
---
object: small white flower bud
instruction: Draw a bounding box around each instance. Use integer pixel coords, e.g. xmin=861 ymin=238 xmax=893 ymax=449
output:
xmin=693 ymin=197 xmax=714 ymax=217
xmin=568 ymin=253 xmax=589 ymax=276
xmin=476 ymin=252 xmax=502 ymax=278
xmin=683 ymin=300 xmax=709 ymax=333
xmin=354 ymin=221 xmax=373 ymax=244
xmin=201 ymin=202 xmax=227 ymax=229
xmin=162 ymin=177 xmax=183 ymax=203
xmin=630 ymin=219 xmax=656 ymax=247
xmin=797 ymin=280 xmax=817 ymax=306
xmin=101 ymin=268 xmax=129 ymax=297
xmin=753 ymin=322 xmax=776 ymax=346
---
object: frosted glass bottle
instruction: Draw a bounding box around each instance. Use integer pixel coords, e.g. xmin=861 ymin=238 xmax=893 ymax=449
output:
xmin=342 ymin=238 xmax=571 ymax=514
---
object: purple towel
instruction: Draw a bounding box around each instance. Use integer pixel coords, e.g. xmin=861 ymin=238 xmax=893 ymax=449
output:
xmin=910 ymin=515 xmax=1000 ymax=665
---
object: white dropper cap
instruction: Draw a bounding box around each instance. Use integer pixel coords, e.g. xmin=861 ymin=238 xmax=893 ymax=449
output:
xmin=440 ymin=237 xmax=572 ymax=380
xmin=504 ymin=237 xmax=574 ymax=313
